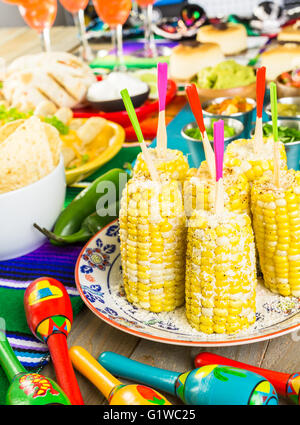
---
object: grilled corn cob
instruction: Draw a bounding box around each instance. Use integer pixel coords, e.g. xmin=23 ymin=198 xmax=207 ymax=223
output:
xmin=119 ymin=175 xmax=187 ymax=312
xmin=133 ymin=147 xmax=189 ymax=183
xmin=224 ymin=138 xmax=287 ymax=183
xmin=184 ymin=161 xmax=250 ymax=217
xmin=185 ymin=210 xmax=257 ymax=334
xmin=251 ymin=169 xmax=300 ymax=296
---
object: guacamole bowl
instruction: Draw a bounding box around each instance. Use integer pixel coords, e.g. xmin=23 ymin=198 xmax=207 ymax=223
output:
xmin=196 ymin=83 xmax=256 ymax=103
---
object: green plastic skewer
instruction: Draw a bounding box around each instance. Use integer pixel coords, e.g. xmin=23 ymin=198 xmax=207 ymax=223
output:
xmin=270 ymin=82 xmax=280 ymax=187
xmin=120 ymin=89 xmax=159 ymax=182
xmin=270 ymin=82 xmax=278 ymax=143
xmin=121 ymin=89 xmax=144 ymax=144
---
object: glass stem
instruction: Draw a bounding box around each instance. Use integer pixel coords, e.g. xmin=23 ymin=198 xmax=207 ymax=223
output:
xmin=114 ymin=24 xmax=126 ymax=71
xmin=40 ymin=28 xmax=51 ymax=52
xmin=144 ymin=4 xmax=157 ymax=57
xmin=74 ymin=9 xmax=93 ymax=62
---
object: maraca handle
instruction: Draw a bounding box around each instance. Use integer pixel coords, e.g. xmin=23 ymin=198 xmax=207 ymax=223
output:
xmin=0 ymin=336 xmax=26 ymax=382
xmin=194 ymin=352 xmax=291 ymax=396
xmin=69 ymin=346 xmax=122 ymax=401
xmin=47 ymin=333 xmax=84 ymax=405
xmin=98 ymin=351 xmax=179 ymax=395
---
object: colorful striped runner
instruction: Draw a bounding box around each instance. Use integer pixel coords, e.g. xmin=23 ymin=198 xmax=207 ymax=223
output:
xmin=0 ymin=240 xmax=83 ymax=403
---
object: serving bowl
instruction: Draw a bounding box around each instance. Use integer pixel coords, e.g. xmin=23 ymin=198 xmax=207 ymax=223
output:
xmin=202 ymin=97 xmax=256 ymax=139
xmin=87 ymin=87 xmax=150 ymax=113
xmin=250 ymin=120 xmax=300 ymax=171
xmin=0 ymin=156 xmax=66 ymax=261
xmin=276 ymin=73 xmax=300 ymax=98
xmin=65 ymin=120 xmax=125 ymax=186
xmin=181 ymin=117 xmax=244 ymax=167
xmin=265 ymin=97 xmax=300 ymax=120
xmin=196 ymin=82 xmax=256 ymax=104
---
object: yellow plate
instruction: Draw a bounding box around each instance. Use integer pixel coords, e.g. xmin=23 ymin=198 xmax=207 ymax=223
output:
xmin=65 ymin=119 xmax=125 ymax=186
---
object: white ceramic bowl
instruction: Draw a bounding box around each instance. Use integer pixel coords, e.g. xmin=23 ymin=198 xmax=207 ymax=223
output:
xmin=0 ymin=156 xmax=66 ymax=261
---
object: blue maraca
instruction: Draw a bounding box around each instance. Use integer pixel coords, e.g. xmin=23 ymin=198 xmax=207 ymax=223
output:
xmin=98 ymin=352 xmax=278 ymax=405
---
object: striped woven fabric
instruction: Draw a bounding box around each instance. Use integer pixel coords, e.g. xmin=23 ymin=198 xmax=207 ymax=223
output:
xmin=0 ymin=241 xmax=84 ymax=403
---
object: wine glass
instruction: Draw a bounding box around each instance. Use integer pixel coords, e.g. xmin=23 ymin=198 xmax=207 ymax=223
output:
xmin=135 ymin=0 xmax=161 ymax=58
xmin=18 ymin=0 xmax=57 ymax=52
xmin=92 ymin=0 xmax=132 ymax=71
xmin=59 ymin=0 xmax=94 ymax=62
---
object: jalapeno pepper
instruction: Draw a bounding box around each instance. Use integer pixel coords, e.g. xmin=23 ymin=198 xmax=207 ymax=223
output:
xmin=34 ymin=168 xmax=128 ymax=245
xmin=34 ymin=201 xmax=120 ymax=245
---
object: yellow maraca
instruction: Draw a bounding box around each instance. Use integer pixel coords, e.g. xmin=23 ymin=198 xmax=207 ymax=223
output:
xmin=69 ymin=346 xmax=171 ymax=405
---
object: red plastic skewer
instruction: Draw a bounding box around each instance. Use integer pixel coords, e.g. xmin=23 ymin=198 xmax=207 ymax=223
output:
xmin=254 ymin=66 xmax=266 ymax=153
xmin=186 ymin=83 xmax=215 ymax=178
xmin=194 ymin=352 xmax=300 ymax=404
xmin=24 ymin=277 xmax=84 ymax=405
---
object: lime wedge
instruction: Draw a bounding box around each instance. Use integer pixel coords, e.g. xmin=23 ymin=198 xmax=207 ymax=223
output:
xmin=133 ymin=69 xmax=158 ymax=100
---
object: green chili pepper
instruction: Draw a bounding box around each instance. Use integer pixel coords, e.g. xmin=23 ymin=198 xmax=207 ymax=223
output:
xmin=55 ymin=168 xmax=127 ymax=236
xmin=34 ymin=201 xmax=120 ymax=245
xmin=34 ymin=168 xmax=128 ymax=245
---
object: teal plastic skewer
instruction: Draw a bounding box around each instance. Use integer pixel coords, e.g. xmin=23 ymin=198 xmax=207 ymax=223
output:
xmin=98 ymin=351 xmax=179 ymax=395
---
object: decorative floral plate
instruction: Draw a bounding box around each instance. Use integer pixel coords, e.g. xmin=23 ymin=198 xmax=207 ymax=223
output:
xmin=75 ymin=220 xmax=300 ymax=347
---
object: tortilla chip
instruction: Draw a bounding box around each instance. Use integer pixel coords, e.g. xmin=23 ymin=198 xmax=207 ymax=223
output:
xmin=43 ymin=122 xmax=62 ymax=167
xmin=0 ymin=119 xmax=24 ymax=144
xmin=0 ymin=116 xmax=61 ymax=193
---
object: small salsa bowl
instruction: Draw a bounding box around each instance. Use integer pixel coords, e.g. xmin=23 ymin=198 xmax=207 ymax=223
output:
xmin=251 ymin=120 xmax=300 ymax=171
xmin=181 ymin=117 xmax=244 ymax=167
xmin=202 ymin=97 xmax=256 ymax=139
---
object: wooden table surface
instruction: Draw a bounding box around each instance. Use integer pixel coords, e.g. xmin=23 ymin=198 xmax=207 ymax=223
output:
xmin=1 ymin=26 xmax=299 ymax=406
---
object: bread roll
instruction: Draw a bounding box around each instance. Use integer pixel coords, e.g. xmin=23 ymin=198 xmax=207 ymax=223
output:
xmin=261 ymin=44 xmax=300 ymax=81
xmin=278 ymin=21 xmax=300 ymax=43
xmin=169 ymin=42 xmax=224 ymax=82
xmin=196 ymin=23 xmax=247 ymax=55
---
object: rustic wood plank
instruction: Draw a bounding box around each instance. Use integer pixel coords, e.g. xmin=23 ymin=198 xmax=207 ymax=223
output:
xmin=259 ymin=333 xmax=300 ymax=405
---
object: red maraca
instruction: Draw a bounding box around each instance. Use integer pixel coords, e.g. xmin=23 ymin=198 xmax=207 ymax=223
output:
xmin=24 ymin=277 xmax=84 ymax=405
xmin=195 ymin=352 xmax=300 ymax=405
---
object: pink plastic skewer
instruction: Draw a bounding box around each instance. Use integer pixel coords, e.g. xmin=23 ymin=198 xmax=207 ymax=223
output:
xmin=157 ymin=62 xmax=168 ymax=156
xmin=213 ymin=120 xmax=224 ymax=182
xmin=157 ymin=62 xmax=168 ymax=112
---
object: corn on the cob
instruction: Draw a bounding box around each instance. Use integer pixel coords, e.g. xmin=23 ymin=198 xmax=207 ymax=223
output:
xmin=133 ymin=147 xmax=189 ymax=183
xmin=119 ymin=175 xmax=187 ymax=312
xmin=224 ymin=138 xmax=287 ymax=183
xmin=251 ymin=169 xmax=300 ymax=297
xmin=184 ymin=162 xmax=250 ymax=217
xmin=185 ymin=210 xmax=257 ymax=334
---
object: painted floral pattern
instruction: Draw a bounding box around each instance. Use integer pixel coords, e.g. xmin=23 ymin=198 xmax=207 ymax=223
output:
xmin=76 ymin=219 xmax=300 ymax=346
